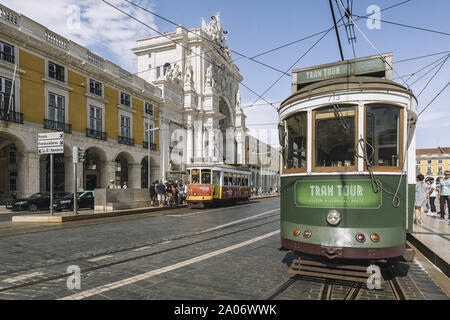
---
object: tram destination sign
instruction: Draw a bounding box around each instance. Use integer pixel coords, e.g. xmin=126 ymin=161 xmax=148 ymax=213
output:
xmin=294 ymin=180 xmax=382 ymax=209
xmin=293 ymin=53 xmax=391 ymax=90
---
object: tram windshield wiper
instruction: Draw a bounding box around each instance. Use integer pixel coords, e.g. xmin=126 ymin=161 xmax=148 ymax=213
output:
xmin=333 ymin=104 xmax=349 ymax=130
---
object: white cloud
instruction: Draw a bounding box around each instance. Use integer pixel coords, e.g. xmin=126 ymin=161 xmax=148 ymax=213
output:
xmin=2 ymin=0 xmax=158 ymax=72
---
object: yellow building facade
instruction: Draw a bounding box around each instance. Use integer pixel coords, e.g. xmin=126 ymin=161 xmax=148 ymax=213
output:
xmin=416 ymin=147 xmax=450 ymax=179
xmin=0 ymin=5 xmax=162 ymax=199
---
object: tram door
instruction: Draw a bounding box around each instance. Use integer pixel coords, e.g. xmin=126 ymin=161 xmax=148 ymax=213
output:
xmin=212 ymin=170 xmax=220 ymax=199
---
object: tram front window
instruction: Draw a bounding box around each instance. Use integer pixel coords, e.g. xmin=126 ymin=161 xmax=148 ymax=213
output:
xmin=366 ymin=105 xmax=401 ymax=167
xmin=314 ymin=105 xmax=356 ymax=168
xmin=284 ymin=112 xmax=307 ymax=170
xmin=191 ymin=169 xmax=200 ymax=184
xmin=201 ymin=169 xmax=211 ymax=184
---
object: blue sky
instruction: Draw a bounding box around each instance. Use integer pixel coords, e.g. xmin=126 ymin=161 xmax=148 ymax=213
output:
xmin=3 ymin=0 xmax=449 ymax=149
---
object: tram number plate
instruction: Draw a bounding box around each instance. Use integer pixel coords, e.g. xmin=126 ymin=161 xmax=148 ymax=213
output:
xmin=294 ymin=180 xmax=382 ymax=209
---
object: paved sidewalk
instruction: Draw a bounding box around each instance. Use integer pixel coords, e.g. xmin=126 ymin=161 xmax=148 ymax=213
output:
xmin=408 ymin=211 xmax=450 ymax=278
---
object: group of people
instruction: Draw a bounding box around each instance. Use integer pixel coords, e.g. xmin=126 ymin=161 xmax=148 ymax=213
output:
xmin=107 ymin=180 xmax=128 ymax=189
xmin=414 ymin=171 xmax=450 ymax=224
xmin=149 ymin=180 xmax=186 ymax=207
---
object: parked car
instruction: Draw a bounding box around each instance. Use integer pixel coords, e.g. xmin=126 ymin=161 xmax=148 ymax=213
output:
xmin=53 ymin=191 xmax=95 ymax=211
xmin=6 ymin=192 xmax=71 ymax=212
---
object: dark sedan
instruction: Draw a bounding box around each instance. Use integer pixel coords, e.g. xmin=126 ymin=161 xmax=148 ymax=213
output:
xmin=6 ymin=192 xmax=71 ymax=212
xmin=53 ymin=191 xmax=95 ymax=211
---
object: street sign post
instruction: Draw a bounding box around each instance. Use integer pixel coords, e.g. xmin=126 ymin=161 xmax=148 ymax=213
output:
xmin=38 ymin=132 xmax=64 ymax=215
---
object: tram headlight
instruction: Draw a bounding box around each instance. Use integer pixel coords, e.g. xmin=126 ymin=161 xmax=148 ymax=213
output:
xmin=326 ymin=210 xmax=341 ymax=226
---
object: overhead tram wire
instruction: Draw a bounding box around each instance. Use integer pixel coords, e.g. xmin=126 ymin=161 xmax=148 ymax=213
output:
xmin=240 ymin=0 xmax=412 ymax=62
xmin=100 ymin=0 xmax=278 ymax=110
xmin=395 ymin=50 xmax=450 ymax=64
xmin=352 ymin=14 xmax=450 ymax=37
xmin=121 ymin=0 xmax=289 ymax=77
xmin=416 ymin=54 xmax=450 ymax=97
xmin=417 ymin=81 xmax=450 ymax=117
xmin=246 ymin=17 xmax=344 ymax=110
xmin=336 ymin=0 xmax=410 ymax=89
xmin=409 ymin=54 xmax=450 ymax=86
xmin=329 ymin=0 xmax=345 ymax=61
xmin=394 ymin=53 xmax=450 ymax=83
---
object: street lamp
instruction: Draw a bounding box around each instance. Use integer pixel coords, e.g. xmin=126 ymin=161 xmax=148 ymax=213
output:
xmin=146 ymin=127 xmax=159 ymax=189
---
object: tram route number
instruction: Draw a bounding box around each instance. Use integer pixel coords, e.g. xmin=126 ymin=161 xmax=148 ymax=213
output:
xmin=174 ymin=304 xmax=277 ymax=317
xmin=328 ymin=94 xmax=341 ymax=102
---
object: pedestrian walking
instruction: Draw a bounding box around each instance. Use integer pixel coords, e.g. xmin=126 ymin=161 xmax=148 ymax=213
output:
xmin=426 ymin=177 xmax=438 ymax=216
xmin=149 ymin=181 xmax=156 ymax=206
xmin=122 ymin=181 xmax=128 ymax=189
xmin=414 ymin=174 xmax=427 ymax=225
xmin=107 ymin=179 xmax=116 ymax=189
xmin=439 ymin=171 xmax=450 ymax=221
xmin=156 ymin=180 xmax=166 ymax=207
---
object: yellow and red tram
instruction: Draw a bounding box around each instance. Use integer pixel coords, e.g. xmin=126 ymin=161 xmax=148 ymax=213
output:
xmin=186 ymin=165 xmax=251 ymax=208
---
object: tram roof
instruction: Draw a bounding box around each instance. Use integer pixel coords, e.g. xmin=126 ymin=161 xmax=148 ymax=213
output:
xmin=186 ymin=164 xmax=251 ymax=174
xmin=279 ymin=76 xmax=417 ymax=112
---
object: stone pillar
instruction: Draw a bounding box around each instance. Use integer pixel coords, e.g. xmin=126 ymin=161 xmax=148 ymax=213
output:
xmin=16 ymin=152 xmax=40 ymax=198
xmin=235 ymin=128 xmax=246 ymax=165
xmin=159 ymin=119 xmax=170 ymax=180
xmin=186 ymin=124 xmax=193 ymax=164
xmin=194 ymin=118 xmax=203 ymax=162
xmin=100 ymin=161 xmax=116 ymax=188
xmin=128 ymin=163 xmax=142 ymax=189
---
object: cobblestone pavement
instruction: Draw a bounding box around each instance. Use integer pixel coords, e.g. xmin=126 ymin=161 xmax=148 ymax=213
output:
xmin=0 ymin=198 xmax=447 ymax=300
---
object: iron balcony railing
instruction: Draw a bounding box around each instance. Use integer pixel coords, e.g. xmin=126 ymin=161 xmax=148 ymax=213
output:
xmin=118 ymin=136 xmax=134 ymax=146
xmin=142 ymin=141 xmax=157 ymax=150
xmin=0 ymin=109 xmax=23 ymax=124
xmin=44 ymin=119 xmax=72 ymax=133
xmin=86 ymin=128 xmax=107 ymax=140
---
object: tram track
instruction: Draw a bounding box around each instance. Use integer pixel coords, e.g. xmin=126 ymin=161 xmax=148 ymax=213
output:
xmin=0 ymin=212 xmax=280 ymax=294
xmin=263 ymin=263 xmax=408 ymax=300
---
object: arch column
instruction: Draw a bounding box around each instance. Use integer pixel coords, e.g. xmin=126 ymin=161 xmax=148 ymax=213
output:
xmin=100 ymin=161 xmax=116 ymax=188
xmin=16 ymin=152 xmax=40 ymax=198
xmin=128 ymin=163 xmax=142 ymax=189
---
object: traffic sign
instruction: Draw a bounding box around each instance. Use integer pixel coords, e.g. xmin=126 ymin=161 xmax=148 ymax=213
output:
xmin=38 ymin=146 xmax=64 ymax=154
xmin=38 ymin=132 xmax=64 ymax=140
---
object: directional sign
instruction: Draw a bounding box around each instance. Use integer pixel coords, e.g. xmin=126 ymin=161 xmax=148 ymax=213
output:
xmin=38 ymin=140 xmax=64 ymax=147
xmin=38 ymin=146 xmax=64 ymax=154
xmin=38 ymin=132 xmax=64 ymax=140
xmin=38 ymin=132 xmax=64 ymax=154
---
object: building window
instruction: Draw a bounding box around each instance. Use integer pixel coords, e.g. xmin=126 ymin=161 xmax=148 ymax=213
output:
xmin=438 ymin=166 xmax=443 ymax=175
xmin=0 ymin=41 xmax=14 ymax=63
xmin=48 ymin=61 xmax=65 ymax=82
xmin=8 ymin=145 xmax=16 ymax=163
xmin=89 ymin=79 xmax=102 ymax=96
xmin=145 ymin=102 xmax=153 ymax=115
xmin=426 ymin=167 xmax=432 ymax=175
xmin=9 ymin=170 xmax=17 ymax=192
xmin=427 ymin=160 xmax=432 ymax=164
xmin=416 ymin=165 xmax=421 ymax=175
xmin=48 ymin=92 xmax=65 ymax=123
xmin=163 ymin=63 xmax=171 ymax=76
xmin=416 ymin=160 xmax=421 ymax=165
xmin=89 ymin=106 xmax=102 ymax=131
xmin=120 ymin=115 xmax=131 ymax=138
xmin=156 ymin=66 xmax=161 ymax=78
xmin=0 ymin=76 xmax=14 ymax=112
xmin=120 ymin=92 xmax=131 ymax=107
xmin=438 ymin=159 xmax=443 ymax=164
xmin=144 ymin=122 xmax=154 ymax=143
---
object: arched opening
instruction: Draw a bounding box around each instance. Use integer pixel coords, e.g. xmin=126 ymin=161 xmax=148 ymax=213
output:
xmin=114 ymin=152 xmax=134 ymax=188
xmin=218 ymin=98 xmax=236 ymax=163
xmin=42 ymin=154 xmax=65 ymax=192
xmin=83 ymin=147 xmax=107 ymax=190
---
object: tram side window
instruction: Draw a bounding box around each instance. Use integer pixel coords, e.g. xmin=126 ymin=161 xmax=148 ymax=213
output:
xmin=315 ymin=105 xmax=356 ymax=168
xmin=187 ymin=170 xmax=191 ymax=184
xmin=191 ymin=169 xmax=200 ymax=184
xmin=201 ymin=169 xmax=211 ymax=184
xmin=243 ymin=175 xmax=248 ymax=186
xmin=366 ymin=106 xmax=401 ymax=167
xmin=224 ymin=173 xmax=229 ymax=186
xmin=284 ymin=112 xmax=307 ymax=170
xmin=229 ymin=175 xmax=234 ymax=186
xmin=237 ymin=175 xmax=242 ymax=186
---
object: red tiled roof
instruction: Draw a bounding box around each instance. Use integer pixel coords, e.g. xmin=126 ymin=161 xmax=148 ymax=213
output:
xmin=416 ymin=147 xmax=450 ymax=155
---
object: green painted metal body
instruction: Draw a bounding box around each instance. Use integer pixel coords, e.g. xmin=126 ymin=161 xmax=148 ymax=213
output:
xmin=281 ymin=174 xmax=407 ymax=249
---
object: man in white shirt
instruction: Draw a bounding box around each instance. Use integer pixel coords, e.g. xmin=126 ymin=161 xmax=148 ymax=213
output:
xmin=427 ymin=178 xmax=437 ymax=216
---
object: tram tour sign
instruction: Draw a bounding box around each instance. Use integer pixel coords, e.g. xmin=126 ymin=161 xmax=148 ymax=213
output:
xmin=294 ymin=180 xmax=382 ymax=209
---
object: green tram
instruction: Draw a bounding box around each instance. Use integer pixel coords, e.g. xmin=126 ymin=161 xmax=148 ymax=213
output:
xmin=278 ymin=54 xmax=418 ymax=260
